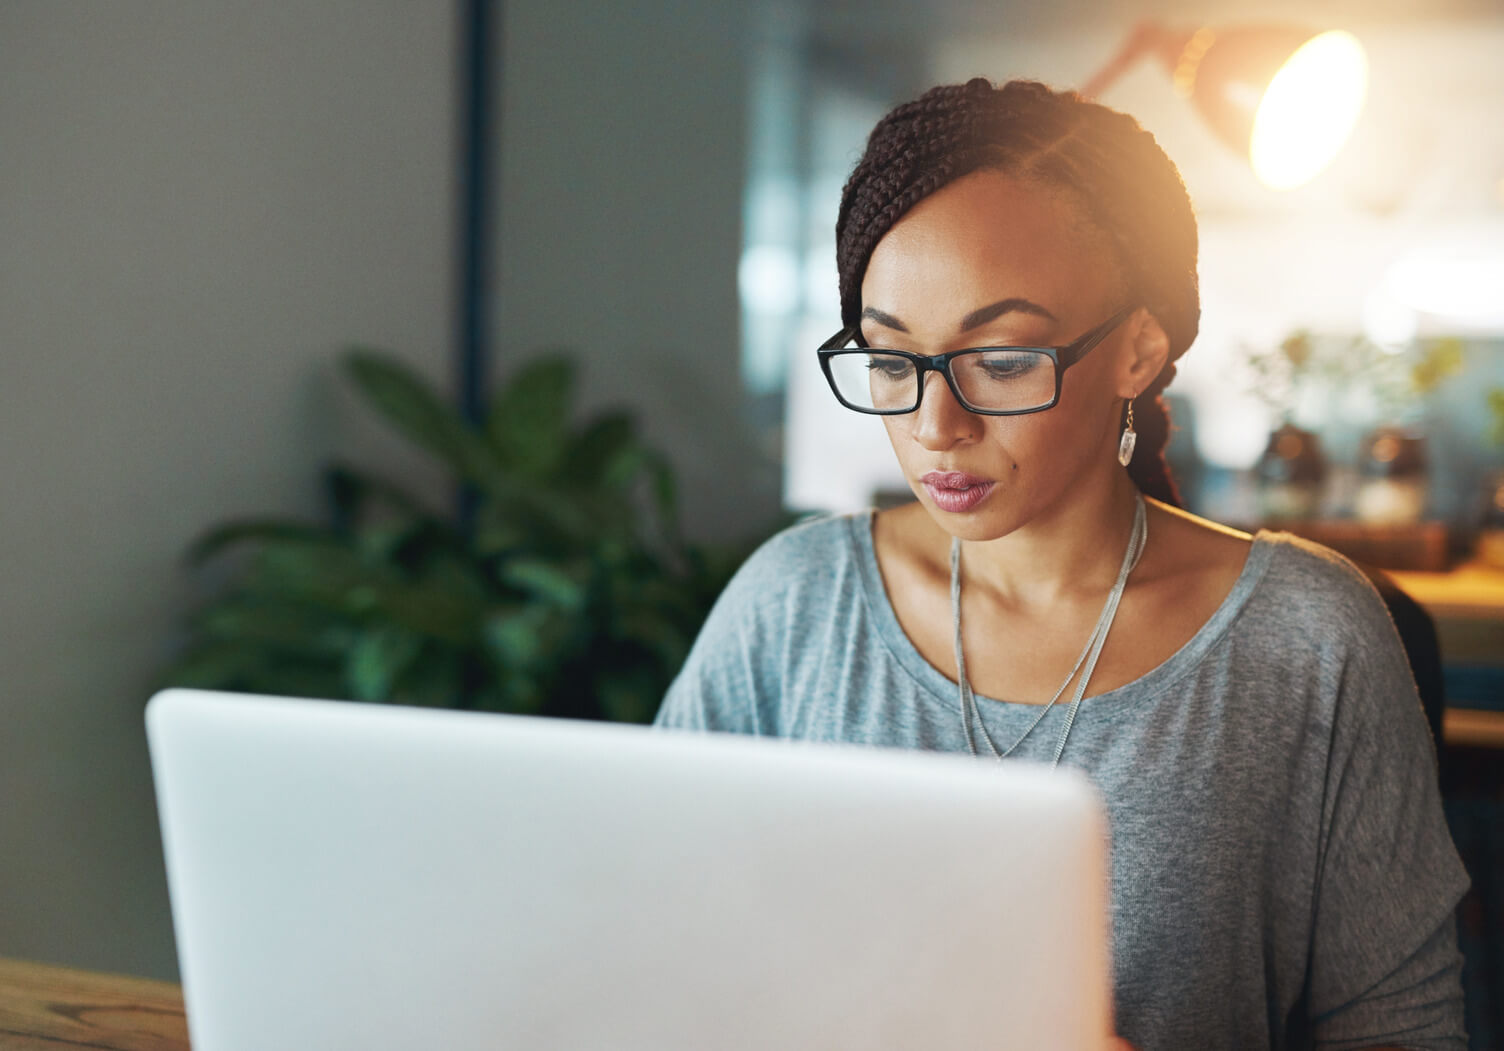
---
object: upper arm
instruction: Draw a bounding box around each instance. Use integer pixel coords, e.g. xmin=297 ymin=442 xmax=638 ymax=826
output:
xmin=652 ymin=579 xmax=767 ymax=735
xmin=1304 ymin=572 xmax=1469 ymax=1049
xmin=652 ymin=521 xmax=838 ymax=735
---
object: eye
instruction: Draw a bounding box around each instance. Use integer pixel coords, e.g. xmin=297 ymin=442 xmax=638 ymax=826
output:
xmin=864 ymin=355 xmax=915 ymax=379
xmin=975 ymin=351 xmax=1045 ymax=380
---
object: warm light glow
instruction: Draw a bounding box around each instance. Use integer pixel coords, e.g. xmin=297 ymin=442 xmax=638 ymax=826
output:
xmin=1387 ymin=255 xmax=1504 ymax=324
xmin=1362 ymin=288 xmax=1418 ymax=348
xmin=1249 ymin=31 xmax=1367 ymax=190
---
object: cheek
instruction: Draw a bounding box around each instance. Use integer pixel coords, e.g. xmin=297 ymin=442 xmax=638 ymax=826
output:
xmin=1033 ymin=361 xmax=1120 ymax=457
xmin=1058 ymin=355 xmax=1120 ymax=418
xmin=984 ymin=416 xmax=1067 ymax=473
xmin=879 ymin=416 xmax=910 ymax=461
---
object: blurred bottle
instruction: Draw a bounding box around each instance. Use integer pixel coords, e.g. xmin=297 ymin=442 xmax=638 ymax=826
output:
xmin=1257 ymin=424 xmax=1326 ymax=520
xmin=1476 ymin=469 xmax=1504 ymax=569
xmin=1354 ymin=426 xmax=1427 ymax=526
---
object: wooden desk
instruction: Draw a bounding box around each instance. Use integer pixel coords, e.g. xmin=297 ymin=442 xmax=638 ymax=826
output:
xmin=0 ymin=957 xmax=188 ymax=1050
xmin=1388 ymin=561 xmax=1504 ymax=750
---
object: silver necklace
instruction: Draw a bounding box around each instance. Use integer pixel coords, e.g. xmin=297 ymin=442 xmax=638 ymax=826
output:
xmin=950 ymin=493 xmax=1147 ymax=766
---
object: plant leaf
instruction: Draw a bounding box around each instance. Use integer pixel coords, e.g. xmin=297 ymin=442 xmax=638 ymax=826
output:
xmin=611 ymin=607 xmax=692 ymax=672
xmin=1488 ymin=388 xmax=1504 ymax=446
xmin=501 ymin=557 xmax=588 ymax=611
xmin=160 ymin=640 xmax=345 ymax=699
xmin=471 ymin=483 xmax=598 ymax=551
xmin=483 ymin=604 xmax=550 ymax=667
xmin=486 ymin=355 xmax=574 ymax=478
xmin=248 ymin=540 xmax=390 ymax=603
xmin=235 ymin=540 xmax=481 ymax=644
xmin=343 ymin=349 xmax=501 ymax=484
xmin=390 ymin=642 xmax=464 ymax=708
xmin=595 ymin=665 xmax=664 ymax=724
xmin=189 ymin=597 xmax=358 ymax=654
xmin=326 ymin=463 xmax=430 ymax=525
xmin=470 ymin=673 xmax=545 ymax=716
xmin=187 ymin=519 xmax=337 ymax=567
xmin=562 ymin=412 xmax=637 ymax=484
xmin=346 ymin=627 xmax=423 ymax=702
xmin=160 ymin=639 xmax=271 ymax=689
xmin=642 ymin=449 xmax=680 ymax=535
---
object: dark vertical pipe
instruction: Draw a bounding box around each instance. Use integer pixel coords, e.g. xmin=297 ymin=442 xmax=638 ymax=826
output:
xmin=456 ymin=0 xmax=497 ymax=533
xmin=457 ymin=0 xmax=497 ymax=430
xmin=455 ymin=0 xmax=498 ymax=706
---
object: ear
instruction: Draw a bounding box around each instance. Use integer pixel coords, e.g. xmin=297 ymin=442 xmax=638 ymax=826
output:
xmin=1116 ymin=308 xmax=1171 ymax=398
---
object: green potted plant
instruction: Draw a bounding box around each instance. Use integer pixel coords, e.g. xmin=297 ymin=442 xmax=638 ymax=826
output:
xmin=161 ymin=350 xmax=773 ymax=722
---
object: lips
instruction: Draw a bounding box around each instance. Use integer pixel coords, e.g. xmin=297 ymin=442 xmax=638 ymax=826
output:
xmin=920 ymin=471 xmax=996 ymax=513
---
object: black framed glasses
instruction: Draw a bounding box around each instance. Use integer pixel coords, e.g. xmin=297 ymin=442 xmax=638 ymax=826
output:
xmin=817 ymin=306 xmax=1135 ymax=416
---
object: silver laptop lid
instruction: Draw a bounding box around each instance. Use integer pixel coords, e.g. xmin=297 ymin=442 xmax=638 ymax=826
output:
xmin=147 ymin=688 xmax=1112 ymax=1050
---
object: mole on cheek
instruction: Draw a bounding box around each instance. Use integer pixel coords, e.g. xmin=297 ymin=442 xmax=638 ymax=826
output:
xmin=1012 ymin=462 xmax=1019 ymax=470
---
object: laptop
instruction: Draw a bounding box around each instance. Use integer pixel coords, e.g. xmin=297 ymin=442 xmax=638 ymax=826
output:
xmin=146 ymin=687 xmax=1113 ymax=1050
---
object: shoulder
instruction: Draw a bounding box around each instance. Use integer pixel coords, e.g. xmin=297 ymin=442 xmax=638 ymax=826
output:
xmin=1231 ymin=531 xmax=1423 ymax=734
xmin=725 ymin=512 xmax=867 ymax=595
xmin=705 ymin=511 xmax=872 ymax=634
xmin=1140 ymin=500 xmax=1389 ymax=641
xmin=738 ymin=510 xmax=864 ymax=570
xmin=1247 ymin=530 xmax=1397 ymax=644
xmin=655 ymin=512 xmax=870 ymax=733
xmin=1143 ymin=510 xmax=1409 ymax=692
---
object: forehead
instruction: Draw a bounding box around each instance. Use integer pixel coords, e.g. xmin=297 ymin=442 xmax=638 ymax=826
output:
xmin=860 ymin=170 xmax=1118 ymax=324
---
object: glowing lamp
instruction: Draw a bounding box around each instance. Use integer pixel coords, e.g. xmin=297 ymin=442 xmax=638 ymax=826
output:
xmin=1082 ymin=22 xmax=1368 ymax=190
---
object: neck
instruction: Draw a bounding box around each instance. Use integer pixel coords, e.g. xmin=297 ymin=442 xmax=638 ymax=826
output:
xmin=958 ymin=473 xmax=1144 ymax=609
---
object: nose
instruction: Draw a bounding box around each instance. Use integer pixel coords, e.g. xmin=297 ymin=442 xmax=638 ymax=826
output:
xmin=909 ymin=370 xmax=981 ymax=451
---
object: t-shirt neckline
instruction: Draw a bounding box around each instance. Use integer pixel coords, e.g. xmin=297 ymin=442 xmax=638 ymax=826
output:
xmin=847 ymin=509 xmax=1276 ymax=713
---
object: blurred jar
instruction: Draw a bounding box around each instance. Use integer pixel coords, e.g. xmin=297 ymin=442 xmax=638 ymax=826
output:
xmin=1257 ymin=424 xmax=1326 ymax=520
xmin=1477 ymin=470 xmax=1504 ymax=569
xmin=1354 ymin=427 xmax=1427 ymax=526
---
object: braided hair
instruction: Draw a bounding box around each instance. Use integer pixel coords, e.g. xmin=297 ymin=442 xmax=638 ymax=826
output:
xmin=835 ymin=77 xmax=1198 ymax=507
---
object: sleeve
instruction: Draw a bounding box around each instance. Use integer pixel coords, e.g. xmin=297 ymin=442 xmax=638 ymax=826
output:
xmin=652 ymin=532 xmax=790 ymax=736
xmin=652 ymin=593 xmax=764 ymax=734
xmin=1306 ymin=578 xmax=1470 ymax=1050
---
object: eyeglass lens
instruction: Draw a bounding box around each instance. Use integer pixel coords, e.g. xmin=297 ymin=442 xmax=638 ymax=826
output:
xmin=826 ymin=350 xmax=1056 ymax=412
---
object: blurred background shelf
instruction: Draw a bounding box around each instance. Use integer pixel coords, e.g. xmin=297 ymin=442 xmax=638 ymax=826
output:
xmin=1269 ymin=518 xmax=1452 ymax=572
xmin=1389 ymin=559 xmax=1504 ymax=748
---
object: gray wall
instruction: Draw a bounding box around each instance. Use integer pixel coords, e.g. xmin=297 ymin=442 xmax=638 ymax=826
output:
xmin=493 ymin=0 xmax=780 ymax=540
xmin=0 ymin=3 xmax=458 ymax=978
xmin=1 ymin=0 xmax=769 ymax=980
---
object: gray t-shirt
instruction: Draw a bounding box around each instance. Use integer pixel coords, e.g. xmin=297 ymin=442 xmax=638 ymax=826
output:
xmin=655 ymin=512 xmax=1469 ymax=1050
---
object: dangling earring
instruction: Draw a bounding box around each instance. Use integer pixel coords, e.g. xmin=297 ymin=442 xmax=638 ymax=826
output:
xmin=1118 ymin=397 xmax=1137 ymax=467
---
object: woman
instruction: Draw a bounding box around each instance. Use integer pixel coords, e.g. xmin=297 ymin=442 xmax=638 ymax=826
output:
xmin=656 ymin=78 xmax=1467 ymax=1049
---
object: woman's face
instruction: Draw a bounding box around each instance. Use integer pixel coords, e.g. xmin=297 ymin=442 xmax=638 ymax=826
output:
xmin=859 ymin=169 xmax=1137 ymax=541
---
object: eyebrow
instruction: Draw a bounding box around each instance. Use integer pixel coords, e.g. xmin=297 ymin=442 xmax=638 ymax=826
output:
xmin=859 ymin=306 xmax=909 ymax=333
xmin=958 ymin=298 xmax=1057 ymax=333
xmin=860 ymin=297 xmax=1058 ymax=336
